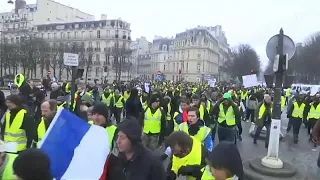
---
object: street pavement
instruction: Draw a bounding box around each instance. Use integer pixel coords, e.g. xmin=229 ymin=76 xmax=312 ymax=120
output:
xmin=237 ymin=108 xmax=320 ymax=179
xmin=3 ymin=89 xmax=319 ymax=179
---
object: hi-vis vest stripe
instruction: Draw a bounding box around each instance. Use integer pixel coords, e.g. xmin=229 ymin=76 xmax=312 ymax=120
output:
xmin=178 ymin=122 xmax=211 ymax=143
xmin=4 ymin=109 xmax=27 ymax=152
xmin=114 ymin=96 xmax=124 ymax=108
xmin=37 ymin=118 xmax=46 ymax=147
xmin=307 ymin=103 xmax=320 ymax=120
xmin=258 ymin=104 xmax=272 ymax=119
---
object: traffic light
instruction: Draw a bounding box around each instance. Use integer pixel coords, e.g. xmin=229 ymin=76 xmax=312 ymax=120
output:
xmin=104 ymin=66 xmax=108 ymax=72
xmin=250 ymin=69 xmax=255 ymax=74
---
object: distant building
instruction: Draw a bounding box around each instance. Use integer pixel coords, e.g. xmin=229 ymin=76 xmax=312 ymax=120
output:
xmin=149 ymin=36 xmax=174 ymax=80
xmin=137 ymin=53 xmax=151 ymax=79
xmin=0 ymin=0 xmax=132 ymax=82
xmin=168 ymin=27 xmax=220 ymax=82
xmin=130 ymin=36 xmax=152 ymax=78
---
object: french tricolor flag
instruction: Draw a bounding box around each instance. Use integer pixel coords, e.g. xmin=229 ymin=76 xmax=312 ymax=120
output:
xmin=38 ymin=109 xmax=110 ymax=180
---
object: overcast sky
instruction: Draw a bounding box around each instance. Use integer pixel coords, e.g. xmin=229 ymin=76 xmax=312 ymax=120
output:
xmin=1 ymin=0 xmax=320 ymax=68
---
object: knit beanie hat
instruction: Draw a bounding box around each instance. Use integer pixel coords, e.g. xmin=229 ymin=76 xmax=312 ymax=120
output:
xmin=117 ymin=118 xmax=142 ymax=143
xmin=92 ymin=103 xmax=109 ymax=120
xmin=13 ymin=148 xmax=52 ymax=180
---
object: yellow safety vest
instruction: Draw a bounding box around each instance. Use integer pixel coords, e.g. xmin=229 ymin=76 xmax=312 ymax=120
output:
xmin=58 ymin=102 xmax=67 ymax=110
xmin=206 ymin=100 xmax=211 ymax=113
xmin=37 ymin=118 xmax=46 ymax=147
xmin=106 ymin=125 xmax=117 ymax=150
xmin=217 ymin=104 xmax=236 ymax=126
xmin=114 ymin=96 xmax=124 ymax=108
xmin=292 ymin=102 xmax=305 ymax=119
xmin=172 ymin=137 xmax=202 ymax=180
xmin=241 ymin=91 xmax=247 ymax=101
xmin=201 ymin=166 xmax=214 ymax=180
xmin=124 ymin=91 xmax=130 ymax=101
xmin=143 ymin=108 xmax=161 ymax=134
xmin=178 ymin=122 xmax=211 ymax=143
xmin=102 ymin=94 xmax=113 ymax=107
xmin=2 ymin=153 xmax=17 ymax=180
xmin=65 ymin=83 xmax=71 ymax=93
xmin=199 ymin=104 xmax=205 ymax=120
xmin=88 ymin=121 xmax=94 ymax=124
xmin=281 ymin=96 xmax=285 ymax=111
xmin=307 ymin=103 xmax=320 ymax=120
xmin=258 ymin=104 xmax=272 ymax=119
xmin=167 ymin=103 xmax=172 ymax=121
xmin=173 ymin=112 xmax=180 ymax=131
xmin=285 ymin=88 xmax=291 ymax=97
xmin=4 ymin=109 xmax=27 ymax=152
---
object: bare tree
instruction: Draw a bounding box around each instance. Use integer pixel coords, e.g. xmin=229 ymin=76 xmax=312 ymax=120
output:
xmin=111 ymin=43 xmax=132 ymax=82
xmin=85 ymin=47 xmax=94 ymax=84
xmin=222 ymin=44 xmax=261 ymax=80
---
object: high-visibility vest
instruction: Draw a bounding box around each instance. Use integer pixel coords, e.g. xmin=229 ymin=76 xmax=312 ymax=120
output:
xmin=201 ymin=166 xmax=214 ymax=180
xmin=114 ymin=96 xmax=124 ymax=108
xmin=173 ymin=112 xmax=181 ymax=131
xmin=4 ymin=109 xmax=27 ymax=152
xmin=58 ymin=102 xmax=67 ymax=110
xmin=37 ymin=118 xmax=46 ymax=147
xmin=258 ymin=104 xmax=272 ymax=119
xmin=285 ymin=88 xmax=291 ymax=97
xmin=143 ymin=108 xmax=161 ymax=134
xmin=206 ymin=100 xmax=211 ymax=113
xmin=307 ymin=103 xmax=320 ymax=120
xmin=106 ymin=125 xmax=117 ymax=150
xmin=88 ymin=121 xmax=94 ymax=124
xmin=2 ymin=153 xmax=17 ymax=180
xmin=241 ymin=91 xmax=247 ymax=101
xmin=281 ymin=96 xmax=285 ymax=111
xmin=178 ymin=122 xmax=211 ymax=143
xmin=199 ymin=104 xmax=205 ymax=120
xmin=292 ymin=102 xmax=305 ymax=119
xmin=65 ymin=83 xmax=71 ymax=93
xmin=217 ymin=104 xmax=236 ymax=126
xmin=167 ymin=103 xmax=172 ymax=121
xmin=102 ymin=94 xmax=113 ymax=107
xmin=172 ymin=137 xmax=202 ymax=180
xmin=123 ymin=91 xmax=130 ymax=101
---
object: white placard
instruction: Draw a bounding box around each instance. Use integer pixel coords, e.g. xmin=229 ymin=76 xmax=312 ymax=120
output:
xmin=242 ymin=74 xmax=258 ymax=88
xmin=63 ymin=53 xmax=79 ymax=67
xmin=144 ymin=83 xmax=150 ymax=93
xmin=267 ymin=119 xmax=281 ymax=159
xmin=208 ymin=78 xmax=216 ymax=87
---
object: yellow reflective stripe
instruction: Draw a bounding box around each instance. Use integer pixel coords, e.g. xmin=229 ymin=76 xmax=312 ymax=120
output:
xmin=4 ymin=132 xmax=26 ymax=137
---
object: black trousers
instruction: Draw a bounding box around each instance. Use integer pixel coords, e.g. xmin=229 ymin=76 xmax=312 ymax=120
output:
xmin=246 ymin=109 xmax=255 ymax=122
xmin=288 ymin=118 xmax=302 ymax=141
xmin=113 ymin=108 xmax=122 ymax=124
xmin=217 ymin=125 xmax=236 ymax=143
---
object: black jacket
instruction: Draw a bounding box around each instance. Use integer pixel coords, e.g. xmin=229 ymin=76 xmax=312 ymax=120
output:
xmin=107 ymin=143 xmax=165 ymax=180
xmin=125 ymin=89 xmax=143 ymax=121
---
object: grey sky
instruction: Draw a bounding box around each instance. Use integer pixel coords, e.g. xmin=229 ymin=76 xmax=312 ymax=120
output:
xmin=1 ymin=0 xmax=320 ymax=68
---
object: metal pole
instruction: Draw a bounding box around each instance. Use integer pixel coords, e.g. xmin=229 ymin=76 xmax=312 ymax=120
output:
xmin=272 ymin=28 xmax=284 ymax=120
xmin=69 ymin=66 xmax=76 ymax=111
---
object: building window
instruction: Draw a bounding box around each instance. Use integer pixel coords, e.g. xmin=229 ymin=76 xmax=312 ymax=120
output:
xmin=96 ymin=42 xmax=100 ymax=49
xmin=106 ymin=30 xmax=110 ymax=37
xmin=47 ymin=33 xmax=50 ymax=39
xmin=163 ymin=65 xmax=166 ymax=71
xmin=53 ymin=33 xmax=56 ymax=39
xmin=96 ymin=54 xmax=100 ymax=61
xmin=164 ymin=55 xmax=166 ymax=61
xmin=198 ymin=50 xmax=201 ymax=59
xmin=41 ymin=33 xmax=44 ymax=39
xmin=89 ymin=42 xmax=92 ymax=48
xmin=197 ymin=62 xmax=201 ymax=72
xmin=60 ymin=32 xmax=64 ymax=39
xmin=97 ymin=30 xmax=100 ymax=38
xmin=182 ymin=51 xmax=184 ymax=59
xmin=173 ymin=63 xmax=175 ymax=71
xmin=162 ymin=45 xmax=167 ymax=51
xmin=187 ymin=50 xmax=190 ymax=59
xmin=177 ymin=52 xmax=180 ymax=60
xmin=89 ymin=31 xmax=92 ymax=38
xmin=81 ymin=31 xmax=85 ymax=38
xmin=186 ymin=62 xmax=189 ymax=71
xmin=115 ymin=30 xmax=119 ymax=36
xmin=74 ymin=31 xmax=78 ymax=38
xmin=95 ymin=67 xmax=99 ymax=77
xmin=67 ymin=32 xmax=70 ymax=39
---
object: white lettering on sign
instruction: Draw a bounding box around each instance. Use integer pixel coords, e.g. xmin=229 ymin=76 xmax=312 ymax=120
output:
xmin=63 ymin=53 xmax=79 ymax=67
